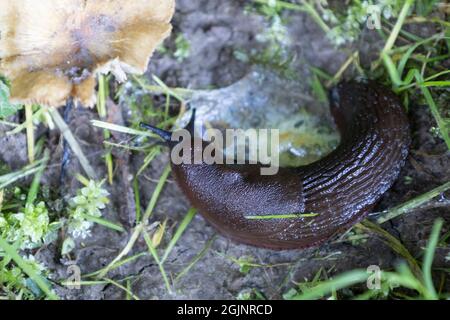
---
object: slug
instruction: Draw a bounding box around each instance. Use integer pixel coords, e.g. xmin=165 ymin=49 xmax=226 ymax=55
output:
xmin=141 ymin=81 xmax=411 ymax=250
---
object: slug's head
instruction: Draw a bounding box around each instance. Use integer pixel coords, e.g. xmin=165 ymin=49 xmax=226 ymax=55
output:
xmin=140 ymin=108 xmax=197 ymax=148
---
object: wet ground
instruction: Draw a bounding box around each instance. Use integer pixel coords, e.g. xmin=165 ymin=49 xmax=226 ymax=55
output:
xmin=1 ymin=0 xmax=449 ymax=299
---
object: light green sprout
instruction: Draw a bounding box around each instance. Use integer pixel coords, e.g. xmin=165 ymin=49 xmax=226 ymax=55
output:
xmin=1 ymin=202 xmax=50 ymax=250
xmin=254 ymin=0 xmax=291 ymax=49
xmin=0 ymin=77 xmax=22 ymax=119
xmin=0 ymin=265 xmax=26 ymax=296
xmin=174 ymin=34 xmax=191 ymax=62
xmin=320 ymin=0 xmax=402 ymax=46
xmin=67 ymin=180 xmax=110 ymax=240
xmin=0 ymin=216 xmax=7 ymax=229
xmin=0 ymin=254 xmax=48 ymax=299
xmin=256 ymin=14 xmax=291 ymax=47
xmin=13 ymin=203 xmax=50 ymax=247
xmin=23 ymin=255 xmax=47 ymax=275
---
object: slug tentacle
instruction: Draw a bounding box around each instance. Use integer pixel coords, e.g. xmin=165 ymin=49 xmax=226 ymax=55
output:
xmin=140 ymin=123 xmax=173 ymax=142
xmin=140 ymin=108 xmax=197 ymax=143
xmin=142 ymin=81 xmax=411 ymax=250
xmin=185 ymin=108 xmax=197 ymax=133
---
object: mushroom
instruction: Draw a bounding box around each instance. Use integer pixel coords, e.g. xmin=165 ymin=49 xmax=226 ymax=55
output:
xmin=0 ymin=0 xmax=175 ymax=107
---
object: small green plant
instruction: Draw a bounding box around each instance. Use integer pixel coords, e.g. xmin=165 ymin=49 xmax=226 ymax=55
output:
xmin=117 ymin=82 xmax=158 ymax=131
xmin=0 ymin=185 xmax=59 ymax=252
xmin=2 ymin=202 xmax=50 ymax=250
xmin=0 ymin=77 xmax=22 ymax=119
xmin=237 ymin=288 xmax=266 ymax=300
xmin=156 ymin=33 xmax=191 ymax=62
xmin=319 ymin=0 xmax=404 ymax=46
xmin=0 ymin=165 xmax=113 ymax=298
xmin=255 ymin=11 xmax=291 ymax=48
xmin=68 ymin=180 xmax=110 ymax=237
xmin=241 ymin=0 xmax=296 ymax=77
xmin=236 ymin=256 xmax=258 ymax=274
xmin=174 ymin=34 xmax=191 ymax=62
xmin=0 ymin=254 xmax=49 ymax=299
xmin=253 ymin=0 xmax=440 ymax=48
xmin=0 ymin=187 xmax=55 ymax=299
xmin=63 ymin=180 xmax=110 ymax=254
xmin=284 ymin=219 xmax=446 ymax=300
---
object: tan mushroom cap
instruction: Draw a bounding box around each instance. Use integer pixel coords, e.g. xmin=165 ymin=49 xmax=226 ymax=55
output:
xmin=0 ymin=0 xmax=175 ymax=107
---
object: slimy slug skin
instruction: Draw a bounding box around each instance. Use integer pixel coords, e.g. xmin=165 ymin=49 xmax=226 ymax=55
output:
xmin=142 ymin=81 xmax=411 ymax=250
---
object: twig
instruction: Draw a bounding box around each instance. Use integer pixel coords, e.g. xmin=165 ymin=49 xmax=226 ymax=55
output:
xmin=25 ymin=104 xmax=35 ymax=163
xmin=49 ymin=107 xmax=96 ymax=180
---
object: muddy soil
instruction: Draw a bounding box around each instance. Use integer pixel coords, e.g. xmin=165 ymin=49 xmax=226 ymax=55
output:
xmin=1 ymin=0 xmax=449 ymax=300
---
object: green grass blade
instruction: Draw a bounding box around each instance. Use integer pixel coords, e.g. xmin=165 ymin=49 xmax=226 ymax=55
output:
xmin=175 ymin=236 xmax=216 ymax=283
xmin=143 ymin=231 xmax=172 ymax=293
xmin=81 ymin=213 xmax=125 ymax=233
xmin=382 ymin=52 xmax=403 ymax=86
xmin=26 ymin=150 xmax=49 ymax=205
xmin=0 ymin=158 xmax=47 ymax=189
xmin=377 ymin=181 xmax=450 ymax=224
xmin=104 ymin=278 xmax=140 ymax=300
xmin=91 ymin=120 xmax=154 ymax=137
xmin=422 ymin=219 xmax=443 ymax=300
xmin=0 ymin=237 xmax=59 ymax=300
xmin=415 ymin=73 xmax=450 ymax=149
xmin=288 ymin=270 xmax=368 ymax=300
xmin=161 ymin=208 xmax=197 ymax=264
xmin=96 ymin=75 xmax=114 ymax=185
xmin=24 ymin=104 xmax=35 ymax=164
xmin=152 ymin=75 xmax=186 ymax=103
xmin=423 ymin=81 xmax=450 ymax=87
xmin=84 ymin=252 xmax=147 ymax=278
xmin=133 ymin=178 xmax=142 ymax=222
xmin=382 ymin=0 xmax=415 ymax=54
xmin=245 ymin=213 xmax=318 ymax=220
xmin=142 ymin=165 xmax=171 ymax=222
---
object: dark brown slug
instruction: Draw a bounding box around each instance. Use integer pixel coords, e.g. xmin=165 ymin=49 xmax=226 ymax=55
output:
xmin=141 ymin=81 xmax=411 ymax=250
